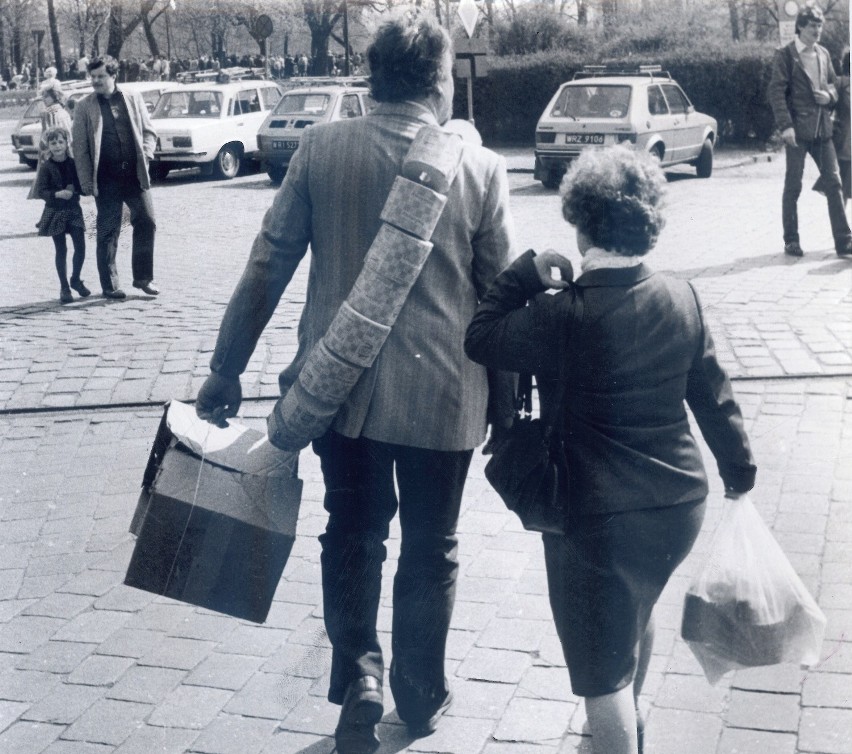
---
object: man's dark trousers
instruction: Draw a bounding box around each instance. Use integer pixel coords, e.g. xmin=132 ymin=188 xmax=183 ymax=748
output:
xmin=95 ymin=170 xmax=156 ymax=293
xmin=312 ymin=430 xmax=472 ymax=707
xmin=783 ymin=138 xmax=851 ymax=250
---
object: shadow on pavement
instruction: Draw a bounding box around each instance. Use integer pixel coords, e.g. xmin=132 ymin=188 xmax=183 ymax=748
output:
xmin=3 ymin=177 xmax=36 ymax=189
xmin=668 ymin=249 xmax=847 ymax=280
xmin=0 ymin=295 xmax=127 ymax=319
xmin=0 ymin=230 xmax=38 ymax=241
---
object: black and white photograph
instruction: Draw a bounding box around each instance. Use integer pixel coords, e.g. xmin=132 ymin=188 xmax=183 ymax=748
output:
xmin=0 ymin=1 xmax=850 ymax=753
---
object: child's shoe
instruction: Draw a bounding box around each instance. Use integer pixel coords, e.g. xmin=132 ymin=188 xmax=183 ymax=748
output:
xmin=70 ymin=279 xmax=91 ymax=297
xmin=60 ymin=288 xmax=73 ymax=304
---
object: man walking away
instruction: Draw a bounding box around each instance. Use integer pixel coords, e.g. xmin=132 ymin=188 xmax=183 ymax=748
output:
xmin=72 ymin=55 xmax=161 ymax=298
xmin=195 ymin=16 xmax=514 ymax=754
xmin=767 ymin=4 xmax=852 ymax=258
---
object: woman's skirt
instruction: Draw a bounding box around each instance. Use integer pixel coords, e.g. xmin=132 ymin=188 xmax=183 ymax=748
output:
xmin=542 ymin=499 xmax=705 ymax=697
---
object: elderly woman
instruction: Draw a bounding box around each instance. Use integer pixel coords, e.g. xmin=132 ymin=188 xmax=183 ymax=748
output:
xmin=28 ymin=82 xmax=73 ymax=201
xmin=465 ymin=146 xmax=757 ymax=754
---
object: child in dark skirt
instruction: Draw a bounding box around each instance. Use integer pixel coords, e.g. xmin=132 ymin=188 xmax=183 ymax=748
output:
xmin=35 ymin=126 xmax=90 ymax=303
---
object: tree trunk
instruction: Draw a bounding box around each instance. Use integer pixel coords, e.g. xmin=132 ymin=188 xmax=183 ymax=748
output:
xmin=106 ymin=0 xmax=143 ymax=59
xmin=577 ymin=0 xmax=588 ymax=25
xmin=47 ymin=0 xmax=64 ymax=76
xmin=727 ymin=0 xmax=740 ymax=41
xmin=142 ymin=11 xmax=161 ymax=56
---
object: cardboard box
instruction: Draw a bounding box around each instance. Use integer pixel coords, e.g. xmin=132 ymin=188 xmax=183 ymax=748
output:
xmin=125 ymin=402 xmax=302 ymax=624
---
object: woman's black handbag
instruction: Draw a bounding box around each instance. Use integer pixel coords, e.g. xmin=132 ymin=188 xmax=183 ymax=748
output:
xmin=484 ymin=290 xmax=583 ymax=536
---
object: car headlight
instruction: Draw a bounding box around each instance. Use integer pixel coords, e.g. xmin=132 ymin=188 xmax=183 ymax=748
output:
xmin=172 ymin=136 xmax=192 ymax=148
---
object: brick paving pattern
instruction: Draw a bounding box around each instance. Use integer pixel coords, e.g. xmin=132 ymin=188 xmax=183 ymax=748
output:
xmin=1 ymin=121 xmax=851 ymax=752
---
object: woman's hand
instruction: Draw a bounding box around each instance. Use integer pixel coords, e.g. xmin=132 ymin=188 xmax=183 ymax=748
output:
xmin=533 ymin=249 xmax=573 ymax=290
xmin=55 ymin=189 xmax=74 ymax=200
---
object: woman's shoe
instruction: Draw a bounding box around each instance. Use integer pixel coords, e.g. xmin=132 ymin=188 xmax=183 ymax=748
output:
xmin=60 ymin=288 xmax=73 ymax=304
xmin=70 ymin=279 xmax=91 ymax=297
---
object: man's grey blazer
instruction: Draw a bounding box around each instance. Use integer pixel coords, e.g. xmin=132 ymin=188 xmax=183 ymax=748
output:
xmin=210 ymin=101 xmax=515 ymax=451
xmin=72 ymin=86 xmax=157 ymax=196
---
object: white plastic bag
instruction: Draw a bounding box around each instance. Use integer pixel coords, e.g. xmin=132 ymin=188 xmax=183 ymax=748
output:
xmin=680 ymin=494 xmax=826 ymax=684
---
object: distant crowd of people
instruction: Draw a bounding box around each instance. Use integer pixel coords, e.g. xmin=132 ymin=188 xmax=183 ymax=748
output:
xmin=2 ymin=49 xmax=364 ymax=90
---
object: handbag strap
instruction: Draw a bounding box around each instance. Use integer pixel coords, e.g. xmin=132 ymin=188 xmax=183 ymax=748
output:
xmin=541 ymin=285 xmax=584 ymax=438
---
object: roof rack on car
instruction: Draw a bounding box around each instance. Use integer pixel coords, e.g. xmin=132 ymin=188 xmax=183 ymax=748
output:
xmin=572 ymin=64 xmax=671 ymax=80
xmin=176 ymin=66 xmax=267 ymax=84
xmin=277 ymin=76 xmax=368 ymax=91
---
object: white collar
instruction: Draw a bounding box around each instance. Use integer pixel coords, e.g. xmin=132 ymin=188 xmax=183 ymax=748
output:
xmin=795 ymin=37 xmax=817 ymax=55
xmin=580 ymin=246 xmax=645 ymax=272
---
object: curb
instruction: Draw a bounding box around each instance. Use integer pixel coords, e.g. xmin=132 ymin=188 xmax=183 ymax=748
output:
xmin=505 ymin=153 xmax=775 ymax=176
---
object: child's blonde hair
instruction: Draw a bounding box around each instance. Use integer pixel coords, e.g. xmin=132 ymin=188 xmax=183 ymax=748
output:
xmin=40 ymin=126 xmax=72 ymax=160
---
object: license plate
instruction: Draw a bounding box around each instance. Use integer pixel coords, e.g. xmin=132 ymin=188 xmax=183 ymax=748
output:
xmin=272 ymin=140 xmax=299 ymax=150
xmin=564 ymin=134 xmax=604 ymax=144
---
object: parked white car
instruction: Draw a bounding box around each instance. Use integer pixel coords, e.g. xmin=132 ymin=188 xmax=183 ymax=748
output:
xmin=534 ymin=65 xmax=717 ymax=189
xmin=149 ymin=79 xmax=282 ymax=180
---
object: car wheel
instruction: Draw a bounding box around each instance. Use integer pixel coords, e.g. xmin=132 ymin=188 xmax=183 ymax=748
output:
xmin=267 ymin=165 xmax=285 ymax=184
xmin=650 ymin=144 xmax=664 ymax=163
xmin=541 ymin=169 xmax=563 ymax=190
xmin=213 ymin=146 xmax=241 ymax=180
xmin=149 ymin=163 xmax=170 ymax=182
xmin=696 ymin=139 xmax=713 ymax=178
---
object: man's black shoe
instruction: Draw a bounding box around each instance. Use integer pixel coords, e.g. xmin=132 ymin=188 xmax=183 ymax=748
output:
xmin=102 ymin=289 xmax=126 ymax=299
xmin=406 ymin=689 xmax=453 ymax=738
xmin=837 ymin=239 xmax=852 ymax=257
xmin=334 ymin=676 xmax=383 ymax=754
xmin=784 ymin=242 xmax=804 ymax=257
xmin=133 ymin=281 xmax=160 ymax=295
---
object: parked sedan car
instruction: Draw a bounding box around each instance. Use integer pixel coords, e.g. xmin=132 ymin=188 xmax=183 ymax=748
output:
xmin=149 ymin=79 xmax=283 ymax=180
xmin=11 ymin=81 xmax=171 ymax=169
xmin=534 ymin=65 xmax=717 ymax=189
xmin=256 ymin=81 xmax=374 ymax=183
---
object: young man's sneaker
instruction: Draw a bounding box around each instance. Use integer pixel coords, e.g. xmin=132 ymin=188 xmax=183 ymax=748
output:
xmin=784 ymin=241 xmax=804 ymax=257
xmin=60 ymin=288 xmax=73 ymax=304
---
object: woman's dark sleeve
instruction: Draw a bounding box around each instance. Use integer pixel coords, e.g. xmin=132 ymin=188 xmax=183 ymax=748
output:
xmin=685 ymin=284 xmax=757 ymax=493
xmin=465 ymin=249 xmax=568 ymax=377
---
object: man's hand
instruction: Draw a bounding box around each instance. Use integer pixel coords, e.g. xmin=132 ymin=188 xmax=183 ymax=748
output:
xmin=813 ymin=89 xmax=831 ymax=106
xmin=196 ymin=372 xmax=242 ymax=428
xmin=781 ymin=127 xmax=797 ymax=147
xmin=533 ymin=249 xmax=574 ymax=289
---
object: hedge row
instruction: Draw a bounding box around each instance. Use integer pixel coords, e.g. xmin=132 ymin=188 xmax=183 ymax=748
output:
xmin=456 ymin=42 xmax=778 ymax=146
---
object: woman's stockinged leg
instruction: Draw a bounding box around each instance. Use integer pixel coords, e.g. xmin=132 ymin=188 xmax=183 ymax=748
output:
xmin=585 ymin=684 xmax=639 ymax=754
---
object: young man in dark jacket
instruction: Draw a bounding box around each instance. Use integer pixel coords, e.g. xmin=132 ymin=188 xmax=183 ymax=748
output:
xmin=767 ymin=4 xmax=852 ymax=257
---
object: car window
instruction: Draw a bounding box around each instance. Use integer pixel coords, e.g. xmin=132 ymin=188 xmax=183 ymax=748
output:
xmin=550 ymin=85 xmax=630 ymax=119
xmin=232 ymin=88 xmax=261 ymax=115
xmin=274 ymin=92 xmax=331 ymax=115
xmin=154 ymin=90 xmax=222 ymax=118
xmin=260 ymin=85 xmax=281 ymax=109
xmin=23 ymin=99 xmax=45 ymax=118
xmin=361 ymin=93 xmax=377 ymax=113
xmin=141 ymin=90 xmax=161 ymax=113
xmin=661 ymin=84 xmax=690 ymax=114
xmin=341 ymin=94 xmax=362 ymax=118
xmin=647 ymin=86 xmax=669 ymax=116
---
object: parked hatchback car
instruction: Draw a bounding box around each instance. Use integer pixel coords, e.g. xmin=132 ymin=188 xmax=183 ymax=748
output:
xmin=534 ymin=65 xmax=717 ymax=189
xmin=149 ymin=79 xmax=282 ymax=180
xmin=11 ymin=81 xmax=171 ymax=168
xmin=256 ymin=80 xmax=374 ymax=183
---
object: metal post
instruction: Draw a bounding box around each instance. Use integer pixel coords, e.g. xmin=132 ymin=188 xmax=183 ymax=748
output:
xmin=343 ymin=0 xmax=350 ymax=77
xmin=466 ymin=72 xmax=473 ymax=123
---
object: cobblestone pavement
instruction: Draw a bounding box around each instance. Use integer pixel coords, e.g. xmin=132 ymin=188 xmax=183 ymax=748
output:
xmin=1 ymin=119 xmax=851 ymax=753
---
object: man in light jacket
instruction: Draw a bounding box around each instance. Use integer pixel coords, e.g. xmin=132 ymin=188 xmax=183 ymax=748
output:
xmin=195 ymin=16 xmax=514 ymax=754
xmin=767 ymin=4 xmax=852 ymax=258
xmin=73 ymin=55 xmax=161 ymax=298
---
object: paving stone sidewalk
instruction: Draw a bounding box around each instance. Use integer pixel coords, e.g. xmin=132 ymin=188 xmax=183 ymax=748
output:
xmin=2 ymin=122 xmax=852 ymax=753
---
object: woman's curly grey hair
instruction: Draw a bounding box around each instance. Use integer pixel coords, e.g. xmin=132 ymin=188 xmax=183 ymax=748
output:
xmin=367 ymin=16 xmax=450 ymax=103
xmin=560 ymin=146 xmax=667 ymax=256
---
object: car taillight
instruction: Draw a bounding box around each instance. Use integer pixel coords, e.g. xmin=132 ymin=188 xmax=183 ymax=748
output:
xmin=536 ymin=131 xmax=556 ymax=144
xmin=617 ymin=133 xmax=637 ymax=143
xmin=173 ymin=136 xmax=192 ymax=148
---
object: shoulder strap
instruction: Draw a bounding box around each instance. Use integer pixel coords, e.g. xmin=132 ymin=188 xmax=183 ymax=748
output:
xmin=542 ymin=285 xmax=584 ymax=436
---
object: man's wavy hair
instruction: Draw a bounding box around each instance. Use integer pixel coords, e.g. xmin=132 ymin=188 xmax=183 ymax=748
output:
xmin=560 ymin=146 xmax=666 ymax=257
xmin=795 ymin=3 xmax=824 ymax=34
xmin=367 ymin=16 xmax=450 ymax=103
xmin=87 ymin=55 xmax=119 ymax=76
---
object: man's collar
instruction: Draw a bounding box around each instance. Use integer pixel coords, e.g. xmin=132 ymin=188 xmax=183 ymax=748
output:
xmin=575 ymin=263 xmax=655 ymax=288
xmin=371 ymin=100 xmax=439 ymax=126
xmin=794 ymin=36 xmax=816 ymax=54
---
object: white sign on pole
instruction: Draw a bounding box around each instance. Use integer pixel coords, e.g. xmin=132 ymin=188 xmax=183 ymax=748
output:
xmin=457 ymin=0 xmax=479 ymax=39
